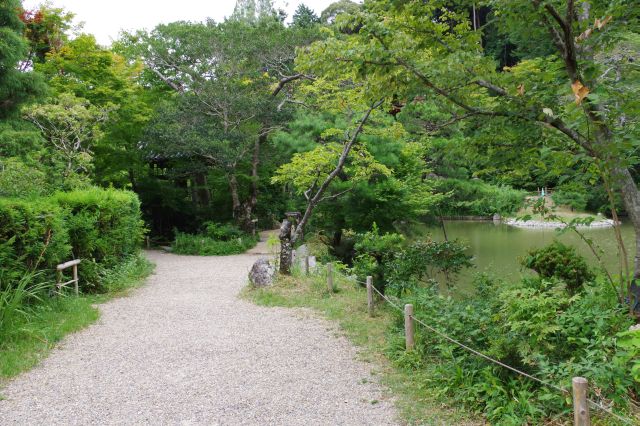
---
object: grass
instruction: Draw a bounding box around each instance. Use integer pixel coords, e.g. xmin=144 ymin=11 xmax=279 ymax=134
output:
xmin=0 ymin=253 xmax=154 ymax=384
xmin=172 ymin=232 xmax=259 ymax=256
xmin=241 ymin=265 xmax=480 ymax=425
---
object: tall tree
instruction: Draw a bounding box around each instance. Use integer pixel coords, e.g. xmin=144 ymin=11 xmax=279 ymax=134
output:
xmin=292 ymin=4 xmax=320 ymax=28
xmin=121 ymin=18 xmax=317 ymax=231
xmin=0 ymin=0 xmax=44 ymax=117
xmin=297 ymin=0 xmax=640 ymax=307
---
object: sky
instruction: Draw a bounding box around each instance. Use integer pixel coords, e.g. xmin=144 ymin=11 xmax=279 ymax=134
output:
xmin=21 ymin=0 xmax=338 ymax=46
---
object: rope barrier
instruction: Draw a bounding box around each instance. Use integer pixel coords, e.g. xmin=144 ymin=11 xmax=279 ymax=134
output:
xmin=364 ymin=279 xmax=637 ymax=424
xmin=586 ymin=399 xmax=635 ymax=425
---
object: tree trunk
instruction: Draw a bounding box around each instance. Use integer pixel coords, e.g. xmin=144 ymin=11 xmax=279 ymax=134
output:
xmin=615 ymin=168 xmax=640 ymax=279
xmin=194 ymin=172 xmax=211 ymax=207
xmin=228 ymin=173 xmax=242 ymax=221
xmin=279 ymin=219 xmax=293 ymax=274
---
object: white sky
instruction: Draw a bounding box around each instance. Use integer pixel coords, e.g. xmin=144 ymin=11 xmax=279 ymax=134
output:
xmin=22 ymin=0 xmax=338 ymax=46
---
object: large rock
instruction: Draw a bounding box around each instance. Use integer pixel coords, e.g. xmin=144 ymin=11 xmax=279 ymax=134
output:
xmin=292 ymin=244 xmax=309 ymax=268
xmin=248 ymin=258 xmax=275 ymax=287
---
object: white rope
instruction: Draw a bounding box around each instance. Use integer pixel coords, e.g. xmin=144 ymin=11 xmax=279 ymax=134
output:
xmin=586 ymin=399 xmax=636 ymax=425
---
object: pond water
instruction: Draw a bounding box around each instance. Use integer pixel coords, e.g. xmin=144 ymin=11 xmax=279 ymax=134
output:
xmin=414 ymin=220 xmax=635 ymax=293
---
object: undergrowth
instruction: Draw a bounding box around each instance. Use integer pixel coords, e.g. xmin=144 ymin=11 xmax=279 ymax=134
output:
xmin=0 ymin=253 xmax=154 ymax=382
xmin=172 ymin=232 xmax=258 ymax=256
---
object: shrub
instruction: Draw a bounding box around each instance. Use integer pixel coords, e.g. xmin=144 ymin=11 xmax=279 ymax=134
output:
xmin=551 ymin=183 xmax=589 ymax=211
xmin=521 ymin=241 xmax=594 ymax=293
xmin=390 ymin=275 xmax=636 ymax=424
xmin=351 ymin=224 xmax=404 ymax=293
xmin=53 ymin=188 xmax=145 ymax=291
xmin=0 ymin=197 xmax=70 ymax=274
xmin=202 ymin=222 xmax=244 ymax=241
xmin=387 ymin=238 xmax=473 ymax=294
xmin=172 ymin=232 xmax=258 ymax=256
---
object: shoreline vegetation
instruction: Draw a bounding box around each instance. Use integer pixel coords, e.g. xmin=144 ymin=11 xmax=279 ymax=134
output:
xmin=504 ymin=217 xmax=617 ymax=229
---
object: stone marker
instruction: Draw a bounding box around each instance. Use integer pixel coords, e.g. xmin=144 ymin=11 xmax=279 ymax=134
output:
xmin=248 ymin=258 xmax=275 ymax=287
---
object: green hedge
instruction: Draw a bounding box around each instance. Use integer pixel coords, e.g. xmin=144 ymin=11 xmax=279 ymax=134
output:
xmin=0 ymin=198 xmax=70 ymax=274
xmin=0 ymin=188 xmax=144 ymax=292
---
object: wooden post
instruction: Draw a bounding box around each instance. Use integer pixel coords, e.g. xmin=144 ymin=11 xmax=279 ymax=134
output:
xmin=366 ymin=276 xmax=374 ymax=317
xmin=72 ymin=264 xmax=79 ymax=295
xmin=327 ymin=263 xmax=334 ymax=293
xmin=145 ymin=236 xmax=150 ymax=249
xmin=404 ymin=304 xmax=415 ymax=351
xmin=304 ymin=256 xmax=310 ymax=275
xmin=572 ymin=377 xmax=590 ymax=426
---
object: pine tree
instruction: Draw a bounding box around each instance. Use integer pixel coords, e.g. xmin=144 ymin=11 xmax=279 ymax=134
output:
xmin=292 ymin=4 xmax=320 ymax=28
xmin=0 ymin=0 xmax=44 ymax=117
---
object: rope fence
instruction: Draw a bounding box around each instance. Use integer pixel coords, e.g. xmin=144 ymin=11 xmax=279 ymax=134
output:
xmin=338 ymin=268 xmax=637 ymax=426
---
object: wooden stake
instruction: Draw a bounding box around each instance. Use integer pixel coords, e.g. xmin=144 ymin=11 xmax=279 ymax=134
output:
xmin=366 ymin=276 xmax=374 ymax=317
xmin=72 ymin=264 xmax=79 ymax=295
xmin=327 ymin=263 xmax=334 ymax=293
xmin=404 ymin=304 xmax=414 ymax=351
xmin=572 ymin=377 xmax=590 ymax=426
xmin=304 ymin=256 xmax=310 ymax=275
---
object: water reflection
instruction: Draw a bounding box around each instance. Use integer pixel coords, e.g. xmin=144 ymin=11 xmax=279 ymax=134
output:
xmin=413 ymin=221 xmax=634 ymax=292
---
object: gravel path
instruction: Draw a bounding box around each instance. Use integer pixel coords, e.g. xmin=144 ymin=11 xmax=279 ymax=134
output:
xmin=0 ymin=237 xmax=398 ymax=425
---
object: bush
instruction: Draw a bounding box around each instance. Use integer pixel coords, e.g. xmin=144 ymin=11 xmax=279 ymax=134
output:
xmin=351 ymin=224 xmax=404 ymax=293
xmin=521 ymin=241 xmax=594 ymax=293
xmin=172 ymin=232 xmax=258 ymax=256
xmin=387 ymin=238 xmax=473 ymax=294
xmin=436 ymin=178 xmax=526 ymax=216
xmin=390 ymin=275 xmax=636 ymax=424
xmin=551 ymin=183 xmax=589 ymax=211
xmin=202 ymin=222 xmax=244 ymax=241
xmin=53 ymin=188 xmax=145 ymax=291
xmin=0 ymin=188 xmax=145 ymax=292
xmin=0 ymin=197 xmax=70 ymax=274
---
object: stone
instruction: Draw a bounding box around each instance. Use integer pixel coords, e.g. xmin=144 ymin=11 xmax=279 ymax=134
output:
xmin=248 ymin=258 xmax=275 ymax=287
xmin=292 ymin=244 xmax=309 ymax=268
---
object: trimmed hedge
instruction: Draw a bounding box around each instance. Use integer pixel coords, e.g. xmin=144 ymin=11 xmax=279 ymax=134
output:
xmin=0 ymin=198 xmax=70 ymax=273
xmin=0 ymin=188 xmax=144 ymax=292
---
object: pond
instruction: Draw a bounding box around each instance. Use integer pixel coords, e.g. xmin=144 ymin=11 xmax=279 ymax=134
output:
xmin=415 ymin=220 xmax=636 ymax=293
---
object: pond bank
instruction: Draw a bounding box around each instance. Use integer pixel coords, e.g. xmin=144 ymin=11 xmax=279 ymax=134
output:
xmin=504 ymin=218 xmax=617 ymax=229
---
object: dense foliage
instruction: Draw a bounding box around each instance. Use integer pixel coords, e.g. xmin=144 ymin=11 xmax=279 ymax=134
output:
xmin=0 ymin=188 xmax=144 ymax=292
xmin=389 ymin=273 xmax=635 ymax=424
xmin=2 ymin=0 xmax=640 ymax=423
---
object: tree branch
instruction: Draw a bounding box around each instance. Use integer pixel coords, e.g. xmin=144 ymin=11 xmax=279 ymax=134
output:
xmin=272 ymin=73 xmax=315 ymax=97
xmin=291 ymin=99 xmax=384 ymax=242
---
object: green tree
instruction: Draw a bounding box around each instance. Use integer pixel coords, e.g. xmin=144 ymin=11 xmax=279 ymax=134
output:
xmin=23 ymin=93 xmax=111 ymax=186
xmin=121 ymin=18 xmax=318 ymax=231
xmin=0 ymin=0 xmax=44 ymax=117
xmin=292 ymin=4 xmax=320 ymax=28
xmin=38 ymin=34 xmax=154 ymax=189
xmin=297 ymin=0 xmax=640 ymax=308
xmin=320 ymin=0 xmax=361 ymax=24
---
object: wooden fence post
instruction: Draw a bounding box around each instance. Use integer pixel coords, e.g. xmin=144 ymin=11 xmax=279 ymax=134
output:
xmin=404 ymin=304 xmax=414 ymax=351
xmin=572 ymin=377 xmax=590 ymax=426
xmin=327 ymin=263 xmax=334 ymax=293
xmin=304 ymin=255 xmax=310 ymax=275
xmin=366 ymin=276 xmax=374 ymax=317
xmin=73 ymin=263 xmax=79 ymax=295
